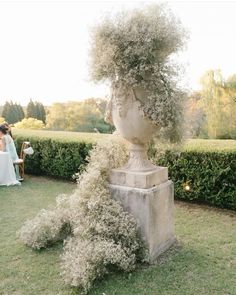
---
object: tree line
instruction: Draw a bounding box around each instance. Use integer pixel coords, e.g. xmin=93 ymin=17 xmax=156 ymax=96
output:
xmin=0 ymin=98 xmax=114 ymax=133
xmin=1 ymin=72 xmax=235 ymax=138
xmin=46 ymin=98 xmax=114 ymax=133
xmin=1 ymin=99 xmax=46 ymax=124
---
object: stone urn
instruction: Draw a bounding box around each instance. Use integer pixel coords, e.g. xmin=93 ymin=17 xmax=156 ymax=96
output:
xmin=106 ymin=82 xmax=158 ymax=172
xmin=107 ymin=82 xmax=175 ymax=262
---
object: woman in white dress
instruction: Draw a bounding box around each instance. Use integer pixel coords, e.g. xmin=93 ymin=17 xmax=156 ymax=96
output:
xmin=0 ymin=124 xmax=20 ymax=185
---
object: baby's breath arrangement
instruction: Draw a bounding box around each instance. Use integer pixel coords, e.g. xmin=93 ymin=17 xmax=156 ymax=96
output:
xmin=19 ymin=137 xmax=145 ymax=293
xmin=90 ymin=4 xmax=187 ymax=142
xmin=18 ymin=204 xmax=70 ymax=249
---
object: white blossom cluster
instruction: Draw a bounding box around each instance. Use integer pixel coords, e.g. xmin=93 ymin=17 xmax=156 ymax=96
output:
xmin=19 ymin=137 xmax=146 ymax=293
xmin=18 ymin=199 xmax=70 ymax=249
xmin=90 ymin=4 xmax=187 ymax=142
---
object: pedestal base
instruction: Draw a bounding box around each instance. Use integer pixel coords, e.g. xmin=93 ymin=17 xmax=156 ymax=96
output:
xmin=109 ymin=180 xmax=175 ymax=263
xmin=110 ymin=166 xmax=168 ymax=189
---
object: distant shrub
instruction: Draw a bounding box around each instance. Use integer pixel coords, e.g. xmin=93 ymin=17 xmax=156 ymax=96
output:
xmin=15 ymin=117 xmax=45 ymax=130
xmin=0 ymin=117 xmax=5 ymax=124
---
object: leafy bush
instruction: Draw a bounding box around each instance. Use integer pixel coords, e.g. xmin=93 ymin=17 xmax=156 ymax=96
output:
xmin=19 ymin=138 xmax=145 ymax=293
xmin=15 ymin=117 xmax=45 ymax=129
xmin=155 ymin=150 xmax=236 ymax=210
xmin=14 ymin=136 xmax=93 ymax=179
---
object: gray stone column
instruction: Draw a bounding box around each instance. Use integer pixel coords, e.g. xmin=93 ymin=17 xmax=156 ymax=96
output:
xmin=109 ymin=166 xmax=175 ymax=263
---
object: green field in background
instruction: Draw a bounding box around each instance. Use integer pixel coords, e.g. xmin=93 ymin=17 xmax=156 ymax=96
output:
xmin=13 ymin=128 xmax=110 ymax=143
xmin=13 ymin=128 xmax=236 ymax=151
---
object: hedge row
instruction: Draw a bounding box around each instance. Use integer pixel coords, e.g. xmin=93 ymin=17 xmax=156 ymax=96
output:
xmin=157 ymin=150 xmax=236 ymax=210
xmin=15 ymin=136 xmax=93 ymax=180
xmin=15 ymin=135 xmax=236 ymax=210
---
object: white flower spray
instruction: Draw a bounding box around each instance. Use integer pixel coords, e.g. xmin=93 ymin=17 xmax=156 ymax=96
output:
xmin=89 ymin=4 xmax=188 ymax=142
xmin=19 ymin=136 xmax=146 ymax=293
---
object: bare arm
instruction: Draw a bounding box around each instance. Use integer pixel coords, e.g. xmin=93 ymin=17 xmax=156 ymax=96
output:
xmin=1 ymin=136 xmax=6 ymax=152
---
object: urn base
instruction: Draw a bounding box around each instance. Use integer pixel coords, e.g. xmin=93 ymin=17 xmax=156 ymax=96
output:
xmin=109 ymin=179 xmax=175 ymax=263
xmin=109 ymin=166 xmax=168 ymax=189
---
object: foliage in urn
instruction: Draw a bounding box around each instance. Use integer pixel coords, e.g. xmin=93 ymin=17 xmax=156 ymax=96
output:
xmin=90 ymin=4 xmax=187 ymax=141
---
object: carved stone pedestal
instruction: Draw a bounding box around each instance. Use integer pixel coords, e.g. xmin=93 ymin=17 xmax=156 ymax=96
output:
xmin=109 ymin=166 xmax=175 ymax=263
xmin=110 ymin=166 xmax=168 ymax=189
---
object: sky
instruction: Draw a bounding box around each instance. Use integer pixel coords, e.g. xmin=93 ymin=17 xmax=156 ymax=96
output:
xmin=0 ymin=0 xmax=236 ymax=105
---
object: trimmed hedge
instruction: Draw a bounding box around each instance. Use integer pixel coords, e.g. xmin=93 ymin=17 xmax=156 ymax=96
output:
xmin=15 ymin=136 xmax=93 ymax=180
xmin=15 ymin=134 xmax=236 ymax=210
xmin=157 ymin=150 xmax=236 ymax=210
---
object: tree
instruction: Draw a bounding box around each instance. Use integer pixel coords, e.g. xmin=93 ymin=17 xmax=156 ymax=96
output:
xmin=26 ymin=99 xmax=37 ymax=119
xmin=2 ymin=102 xmax=11 ymax=122
xmin=15 ymin=103 xmax=25 ymax=122
xmin=35 ymin=102 xmax=46 ymax=123
xmin=46 ymin=103 xmax=68 ymax=130
xmin=26 ymin=100 xmax=46 ymax=123
xmin=185 ymin=92 xmax=207 ymax=138
xmin=15 ymin=118 xmax=45 ymax=129
xmin=226 ymin=74 xmax=236 ymax=89
xmin=200 ymin=69 xmax=236 ymax=139
xmin=1 ymin=101 xmax=25 ymax=124
xmin=46 ymin=99 xmax=113 ymax=133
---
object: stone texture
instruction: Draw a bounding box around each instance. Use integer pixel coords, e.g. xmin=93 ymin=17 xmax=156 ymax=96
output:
xmin=106 ymin=79 xmax=175 ymax=262
xmin=109 ymin=179 xmax=175 ymax=263
xmin=110 ymin=166 xmax=168 ymax=189
xmin=105 ymin=83 xmax=158 ymax=172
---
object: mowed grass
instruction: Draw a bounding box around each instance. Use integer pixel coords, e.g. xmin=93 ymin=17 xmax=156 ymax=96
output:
xmin=0 ymin=176 xmax=76 ymax=295
xmin=13 ymin=128 xmax=111 ymax=143
xmin=184 ymin=138 xmax=236 ymax=152
xmin=0 ymin=176 xmax=235 ymax=295
xmin=13 ymin=128 xmax=236 ymax=151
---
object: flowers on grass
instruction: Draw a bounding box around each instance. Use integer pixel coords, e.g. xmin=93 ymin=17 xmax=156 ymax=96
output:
xmin=19 ymin=137 xmax=145 ymax=292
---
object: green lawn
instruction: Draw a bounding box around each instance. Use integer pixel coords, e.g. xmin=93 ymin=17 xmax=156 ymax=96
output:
xmin=184 ymin=138 xmax=236 ymax=152
xmin=0 ymin=176 xmax=235 ymax=295
xmin=13 ymin=128 xmax=110 ymax=143
xmin=13 ymin=128 xmax=236 ymax=151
